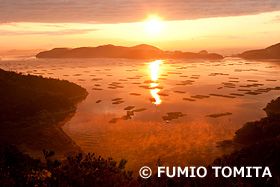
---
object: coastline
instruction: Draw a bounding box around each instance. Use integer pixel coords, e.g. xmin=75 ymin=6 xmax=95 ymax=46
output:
xmin=0 ymin=68 xmax=88 ymax=160
xmin=0 ymin=105 xmax=84 ymax=160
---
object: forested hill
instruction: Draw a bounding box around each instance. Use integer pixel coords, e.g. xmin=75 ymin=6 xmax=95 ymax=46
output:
xmin=0 ymin=68 xmax=88 ymax=159
xmin=0 ymin=68 xmax=88 ymax=122
xmin=239 ymin=42 xmax=280 ymax=59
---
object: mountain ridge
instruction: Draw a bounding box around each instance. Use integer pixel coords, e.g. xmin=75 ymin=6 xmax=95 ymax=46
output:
xmin=36 ymin=44 xmax=223 ymax=59
xmin=239 ymin=42 xmax=280 ymax=59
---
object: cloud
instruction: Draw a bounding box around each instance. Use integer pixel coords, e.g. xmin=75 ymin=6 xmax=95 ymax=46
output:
xmin=0 ymin=0 xmax=280 ymax=23
xmin=264 ymin=14 xmax=280 ymax=24
xmin=271 ymin=15 xmax=280 ymax=23
xmin=0 ymin=28 xmax=99 ymax=36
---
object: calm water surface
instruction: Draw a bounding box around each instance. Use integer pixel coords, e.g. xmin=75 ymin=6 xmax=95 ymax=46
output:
xmin=1 ymin=56 xmax=280 ymax=174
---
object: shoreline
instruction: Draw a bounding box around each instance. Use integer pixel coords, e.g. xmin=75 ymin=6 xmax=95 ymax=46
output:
xmin=0 ymin=68 xmax=88 ymax=160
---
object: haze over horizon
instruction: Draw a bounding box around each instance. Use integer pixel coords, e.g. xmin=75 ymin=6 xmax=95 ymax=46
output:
xmin=1 ymin=0 xmax=280 ymax=55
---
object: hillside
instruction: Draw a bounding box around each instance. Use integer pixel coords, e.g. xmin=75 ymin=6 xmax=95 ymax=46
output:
xmin=239 ymin=43 xmax=280 ymax=59
xmin=0 ymin=69 xmax=88 ymax=122
xmin=0 ymin=69 xmax=88 ymax=158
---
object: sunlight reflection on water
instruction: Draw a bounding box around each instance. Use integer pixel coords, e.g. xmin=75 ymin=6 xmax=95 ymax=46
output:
xmin=149 ymin=60 xmax=162 ymax=105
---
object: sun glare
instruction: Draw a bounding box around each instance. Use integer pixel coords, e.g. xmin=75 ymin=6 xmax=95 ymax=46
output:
xmin=145 ymin=15 xmax=164 ymax=35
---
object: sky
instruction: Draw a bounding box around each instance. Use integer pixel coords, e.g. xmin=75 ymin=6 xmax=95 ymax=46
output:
xmin=1 ymin=0 xmax=280 ymax=55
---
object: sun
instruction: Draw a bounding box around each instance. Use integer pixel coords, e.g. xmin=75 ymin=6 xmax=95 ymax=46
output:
xmin=144 ymin=15 xmax=164 ymax=35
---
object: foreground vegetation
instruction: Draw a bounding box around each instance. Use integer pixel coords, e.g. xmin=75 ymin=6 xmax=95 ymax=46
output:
xmin=0 ymin=145 xmax=132 ymax=186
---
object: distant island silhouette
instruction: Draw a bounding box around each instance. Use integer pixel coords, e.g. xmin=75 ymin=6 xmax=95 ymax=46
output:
xmin=240 ymin=42 xmax=280 ymax=59
xmin=36 ymin=44 xmax=224 ymax=59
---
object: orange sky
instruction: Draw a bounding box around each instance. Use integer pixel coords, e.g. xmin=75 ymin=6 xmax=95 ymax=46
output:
xmin=0 ymin=1 xmax=280 ymax=55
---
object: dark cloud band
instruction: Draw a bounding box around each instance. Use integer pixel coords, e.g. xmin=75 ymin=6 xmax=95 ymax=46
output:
xmin=0 ymin=0 xmax=280 ymax=23
xmin=0 ymin=29 xmax=99 ymax=36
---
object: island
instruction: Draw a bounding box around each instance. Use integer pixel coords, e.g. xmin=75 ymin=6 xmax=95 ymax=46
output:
xmin=36 ymin=44 xmax=224 ymax=59
xmin=239 ymin=42 xmax=280 ymax=59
